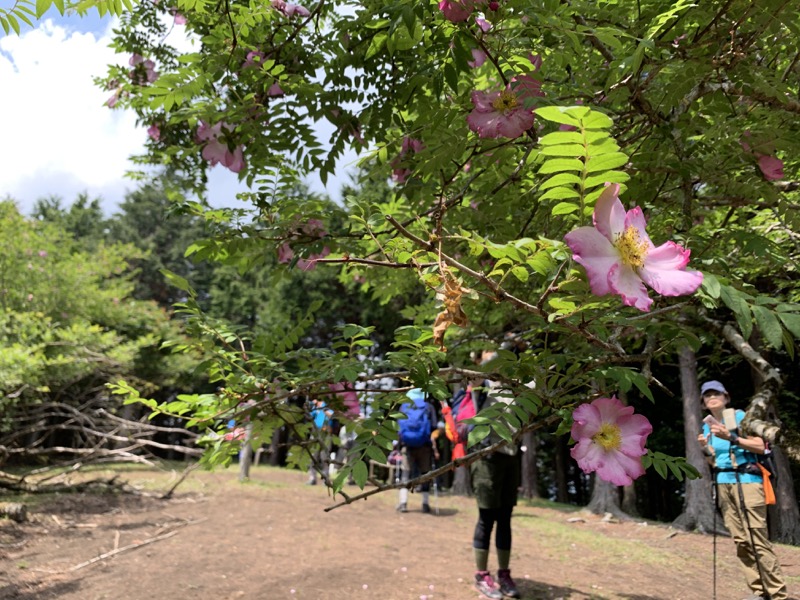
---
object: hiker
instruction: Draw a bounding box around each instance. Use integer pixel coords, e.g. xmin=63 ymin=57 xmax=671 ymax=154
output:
xmin=396 ymin=387 xmax=438 ymax=513
xmin=307 ymin=398 xmax=333 ymax=485
xmin=449 ymin=351 xmax=521 ymax=600
xmin=697 ymin=380 xmax=788 ymax=600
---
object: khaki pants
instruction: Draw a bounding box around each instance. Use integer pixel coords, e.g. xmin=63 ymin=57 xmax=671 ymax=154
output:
xmin=717 ymin=483 xmax=787 ymax=600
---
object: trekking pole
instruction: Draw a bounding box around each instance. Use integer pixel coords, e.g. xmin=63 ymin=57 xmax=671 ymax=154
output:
xmin=712 ymin=480 xmax=718 ymax=600
xmin=431 ymin=454 xmax=440 ymax=516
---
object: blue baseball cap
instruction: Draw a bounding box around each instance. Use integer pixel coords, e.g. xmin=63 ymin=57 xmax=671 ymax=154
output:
xmin=700 ymin=380 xmax=727 ymax=396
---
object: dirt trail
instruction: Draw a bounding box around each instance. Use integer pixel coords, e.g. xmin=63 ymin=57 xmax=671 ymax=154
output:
xmin=1 ymin=465 xmax=799 ymax=599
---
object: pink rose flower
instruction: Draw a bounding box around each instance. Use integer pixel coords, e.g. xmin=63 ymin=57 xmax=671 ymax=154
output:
xmin=147 ymin=124 xmax=161 ymax=141
xmin=277 ymin=243 xmax=294 ymax=264
xmin=757 ymin=155 xmax=784 ymax=181
xmin=271 ymin=0 xmax=310 ymax=17
xmin=302 ymin=219 xmax=327 ymax=237
xmin=570 ymin=396 xmax=652 ymax=486
xmin=740 ymin=131 xmax=784 ymax=181
xmin=197 ymin=121 xmax=246 ymax=173
xmin=564 ymin=184 xmax=703 ymax=312
xmin=129 ymin=54 xmax=159 ymax=84
xmin=169 ymin=7 xmax=187 ymax=24
xmin=438 ymin=0 xmax=474 ymax=22
xmin=467 ymin=87 xmax=535 ymax=139
xmin=329 ymin=382 xmax=360 ymax=417
xmin=243 ymin=50 xmax=266 ymax=69
xmin=475 ymin=16 xmax=492 ymax=32
xmin=468 ymin=48 xmax=487 ymax=68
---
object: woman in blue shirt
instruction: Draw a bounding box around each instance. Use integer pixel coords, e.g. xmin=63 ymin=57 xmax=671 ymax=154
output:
xmin=697 ymin=380 xmax=787 ymax=600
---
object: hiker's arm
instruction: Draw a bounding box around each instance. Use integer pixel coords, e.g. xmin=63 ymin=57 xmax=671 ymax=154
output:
xmin=708 ymin=422 xmax=765 ymax=454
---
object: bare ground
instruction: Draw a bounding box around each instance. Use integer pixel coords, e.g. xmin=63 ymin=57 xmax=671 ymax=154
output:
xmin=1 ymin=464 xmax=799 ymax=600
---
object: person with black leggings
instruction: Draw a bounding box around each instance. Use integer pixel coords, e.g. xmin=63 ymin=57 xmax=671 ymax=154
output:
xmin=466 ymin=351 xmax=521 ymax=600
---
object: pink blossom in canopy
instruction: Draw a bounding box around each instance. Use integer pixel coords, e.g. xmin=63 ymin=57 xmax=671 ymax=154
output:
xmin=243 ymin=50 xmax=266 ymax=69
xmin=563 ymin=184 xmax=703 ymax=312
xmin=129 ymin=54 xmax=159 ymax=84
xmin=438 ymin=0 xmax=474 ymax=22
xmin=740 ymin=131 xmax=784 ymax=181
xmin=391 ymin=137 xmax=425 ymax=183
xmin=475 ymin=16 xmax=492 ymax=32
xmin=223 ymin=426 xmax=247 ymax=441
xmin=147 ymin=124 xmax=161 ymax=141
xmin=757 ymin=155 xmax=784 ymax=181
xmin=468 ymin=48 xmax=487 ymax=68
xmin=267 ymin=82 xmax=285 ymax=97
xmin=225 ymin=145 xmax=246 ymax=173
xmin=467 ymin=88 xmax=535 ymax=139
xmin=201 ymin=138 xmax=230 ymax=167
xmin=510 ymin=54 xmax=544 ymax=104
xmin=197 ymin=122 xmax=246 ymax=173
xmin=570 ymin=396 xmax=652 ymax=486
xmin=277 ymin=243 xmax=294 ymax=264
xmin=296 ymin=246 xmax=331 ymax=271
xmin=402 ymin=137 xmax=425 ymax=154
xmin=302 ymin=219 xmax=327 ymax=237
xmin=329 ymin=382 xmax=360 ymax=417
xmin=196 ymin=120 xmax=223 ymax=143
xmin=106 ymin=92 xmax=120 ymax=108
xmin=169 ymin=7 xmax=187 ymax=24
xmin=271 ymin=0 xmax=310 ymax=17
xmin=510 ymin=73 xmax=542 ymax=102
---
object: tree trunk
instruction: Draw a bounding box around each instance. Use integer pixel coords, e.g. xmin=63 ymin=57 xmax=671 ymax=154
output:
xmin=672 ymin=344 xmax=720 ymax=533
xmin=555 ymin=435 xmax=569 ymax=503
xmin=769 ymin=445 xmax=800 ymax=543
xmin=269 ymin=426 xmax=285 ymax=466
xmin=586 ymin=477 xmax=627 ymax=519
xmin=519 ymin=431 xmax=539 ymax=499
xmin=238 ymin=423 xmax=254 ymax=482
xmin=744 ymin=335 xmax=800 ymax=543
xmin=621 ymin=484 xmax=638 ymax=516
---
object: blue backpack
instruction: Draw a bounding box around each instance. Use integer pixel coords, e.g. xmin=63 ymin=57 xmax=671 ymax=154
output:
xmin=399 ymin=389 xmax=432 ymax=448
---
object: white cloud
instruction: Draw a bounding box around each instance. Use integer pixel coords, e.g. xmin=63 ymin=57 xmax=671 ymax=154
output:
xmin=0 ymin=18 xmax=355 ymax=216
xmin=0 ymin=19 xmax=143 ymax=214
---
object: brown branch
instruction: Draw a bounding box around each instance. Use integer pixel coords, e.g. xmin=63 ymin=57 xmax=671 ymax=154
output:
xmin=385 ymin=215 xmax=626 ymax=355
xmin=324 ymin=412 xmax=562 ymax=511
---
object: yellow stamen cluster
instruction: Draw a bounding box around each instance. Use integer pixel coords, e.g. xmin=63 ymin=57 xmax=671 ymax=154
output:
xmin=614 ymin=226 xmax=648 ymax=268
xmin=491 ymin=90 xmax=519 ymax=114
xmin=592 ymin=422 xmax=622 ymax=451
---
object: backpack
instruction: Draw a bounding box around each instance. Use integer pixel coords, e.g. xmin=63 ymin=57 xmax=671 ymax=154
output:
xmin=756 ymin=444 xmax=778 ymax=505
xmin=443 ymin=385 xmax=486 ymax=459
xmin=399 ymin=389 xmax=432 ymax=448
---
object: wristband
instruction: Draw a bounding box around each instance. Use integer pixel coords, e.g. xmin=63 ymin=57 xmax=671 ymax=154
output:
xmin=729 ymin=432 xmax=739 ymax=446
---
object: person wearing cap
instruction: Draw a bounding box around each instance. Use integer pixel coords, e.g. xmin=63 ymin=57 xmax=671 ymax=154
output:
xmin=396 ymin=388 xmax=439 ymax=514
xmin=697 ymin=380 xmax=788 ymax=600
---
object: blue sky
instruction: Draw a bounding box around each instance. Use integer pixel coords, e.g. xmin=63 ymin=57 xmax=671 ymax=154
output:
xmin=0 ymin=11 xmax=356 ymax=216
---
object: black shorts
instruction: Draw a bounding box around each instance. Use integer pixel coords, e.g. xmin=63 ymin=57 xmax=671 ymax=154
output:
xmin=470 ymin=452 xmax=519 ymax=509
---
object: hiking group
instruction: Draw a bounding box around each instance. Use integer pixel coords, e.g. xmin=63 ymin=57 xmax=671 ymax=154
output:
xmin=394 ymin=350 xmax=523 ymax=599
xmin=305 ymin=366 xmax=790 ymax=600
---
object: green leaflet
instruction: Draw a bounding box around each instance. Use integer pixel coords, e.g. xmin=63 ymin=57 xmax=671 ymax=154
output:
xmin=536 ymin=107 xmax=629 ymax=224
